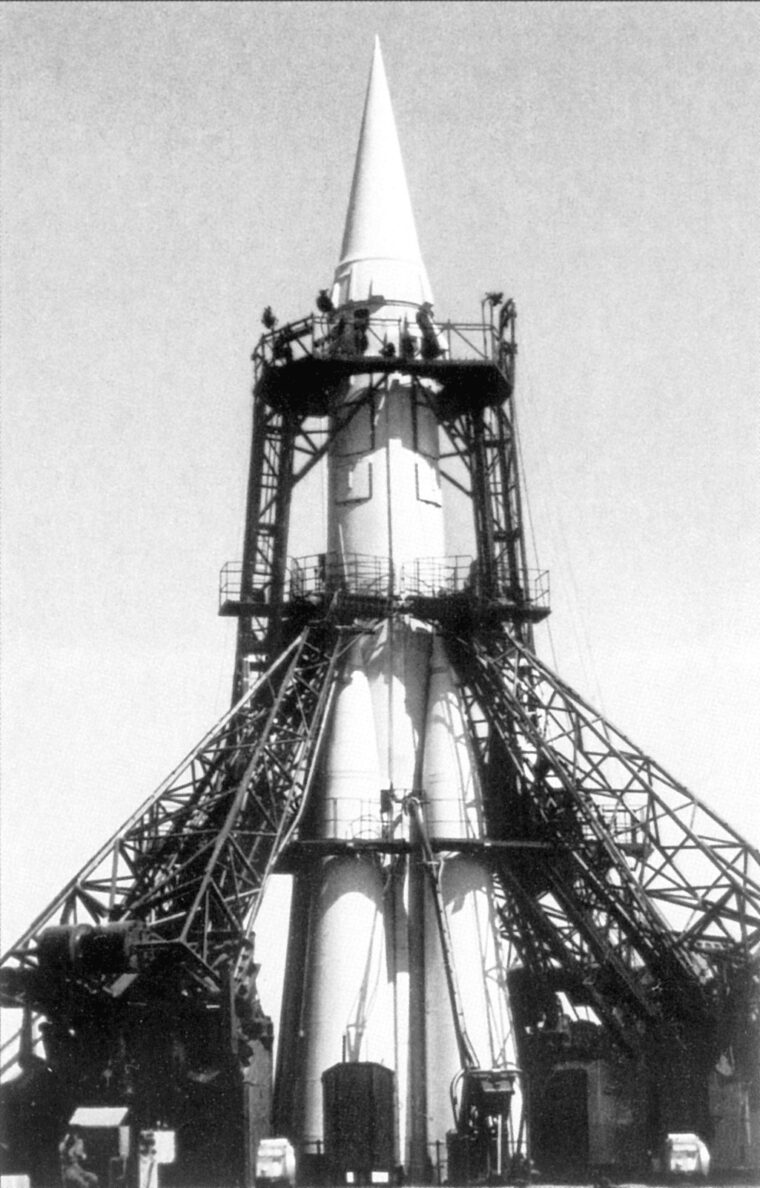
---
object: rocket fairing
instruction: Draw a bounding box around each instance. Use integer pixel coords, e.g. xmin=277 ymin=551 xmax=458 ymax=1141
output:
xmin=331 ymin=37 xmax=433 ymax=312
xmin=274 ymin=38 xmax=522 ymax=1178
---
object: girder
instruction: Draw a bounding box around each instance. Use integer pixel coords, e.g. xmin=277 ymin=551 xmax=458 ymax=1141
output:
xmin=234 ymin=397 xmax=298 ymax=695
xmin=434 ymin=401 xmax=534 ymax=644
xmin=446 ymin=627 xmax=760 ymax=1049
xmin=490 ymin=858 xmax=637 ymax=1047
xmin=230 ymin=306 xmax=536 ymax=699
xmin=416 ymin=305 xmax=534 ymax=644
xmin=0 ymin=622 xmax=347 ymax=1188
xmin=232 ymin=375 xmax=384 ymax=695
xmin=3 ymin=291 xmax=758 ymax=1181
xmin=0 ymin=623 xmax=344 ymax=1022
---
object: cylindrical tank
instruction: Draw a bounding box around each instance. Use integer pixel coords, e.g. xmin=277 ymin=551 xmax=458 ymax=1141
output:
xmin=276 ymin=614 xmax=433 ymax=1165
xmin=327 ymin=367 xmax=445 ymax=590
xmin=422 ymin=636 xmax=484 ymax=839
xmin=327 ymin=313 xmax=446 ymax=591
xmin=290 ymin=641 xmax=396 ymax=1147
xmin=421 ymin=637 xmax=523 ymax=1162
xmin=294 ymin=856 xmax=395 ymax=1150
xmin=318 ymin=639 xmax=383 ymax=841
xmin=361 ymin=617 xmax=431 ymax=1169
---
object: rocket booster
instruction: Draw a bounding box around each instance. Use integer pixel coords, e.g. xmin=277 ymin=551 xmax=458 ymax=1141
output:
xmin=275 ymin=39 xmax=521 ymax=1177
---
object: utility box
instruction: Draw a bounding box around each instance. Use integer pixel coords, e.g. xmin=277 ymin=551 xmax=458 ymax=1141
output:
xmin=322 ymin=1062 xmax=395 ymax=1185
xmin=255 ymin=1138 xmax=296 ymax=1188
xmin=664 ymin=1132 xmax=710 ymax=1178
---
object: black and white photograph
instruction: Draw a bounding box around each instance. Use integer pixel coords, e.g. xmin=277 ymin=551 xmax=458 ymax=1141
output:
xmin=1 ymin=4 xmax=758 ymax=1186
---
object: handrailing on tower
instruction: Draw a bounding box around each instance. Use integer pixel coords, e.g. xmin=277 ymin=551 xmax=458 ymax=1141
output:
xmin=221 ymin=552 xmax=550 ymax=620
xmin=233 ymin=294 xmax=534 ymax=696
xmin=252 ymin=311 xmax=512 ymax=375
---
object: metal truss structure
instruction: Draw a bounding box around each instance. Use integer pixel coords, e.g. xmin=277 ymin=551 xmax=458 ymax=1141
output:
xmin=0 ymin=624 xmax=344 ymax=1184
xmin=228 ymin=304 xmax=544 ymax=695
xmin=448 ymin=630 xmax=760 ymax=1052
xmin=2 ymin=626 xmax=342 ymax=1009
xmin=2 ymin=294 xmax=758 ymax=1182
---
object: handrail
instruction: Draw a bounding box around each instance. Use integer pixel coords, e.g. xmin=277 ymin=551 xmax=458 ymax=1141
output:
xmin=220 ymin=553 xmax=549 ymax=612
xmin=252 ymin=312 xmax=511 ymax=374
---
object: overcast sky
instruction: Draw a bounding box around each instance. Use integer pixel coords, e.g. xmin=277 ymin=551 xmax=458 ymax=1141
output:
xmin=2 ymin=1 xmax=758 ymax=975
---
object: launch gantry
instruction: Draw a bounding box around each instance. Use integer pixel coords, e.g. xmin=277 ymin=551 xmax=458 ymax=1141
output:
xmin=3 ymin=284 xmax=758 ymax=1184
xmin=2 ymin=36 xmax=759 ymax=1188
xmin=222 ymin=300 xmax=547 ymax=699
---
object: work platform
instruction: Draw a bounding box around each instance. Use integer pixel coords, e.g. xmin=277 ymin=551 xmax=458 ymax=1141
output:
xmin=253 ymin=312 xmax=514 ymax=417
xmin=219 ymin=551 xmax=551 ymax=626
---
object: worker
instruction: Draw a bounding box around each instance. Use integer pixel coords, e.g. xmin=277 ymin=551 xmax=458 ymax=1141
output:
xmin=415 ymin=302 xmax=442 ymax=359
xmin=498 ymin=298 xmax=516 ymax=338
xmin=59 ymin=1129 xmax=99 ymax=1188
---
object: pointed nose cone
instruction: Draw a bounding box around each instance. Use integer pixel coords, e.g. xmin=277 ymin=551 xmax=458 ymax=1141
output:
xmin=332 ymin=38 xmax=433 ymax=309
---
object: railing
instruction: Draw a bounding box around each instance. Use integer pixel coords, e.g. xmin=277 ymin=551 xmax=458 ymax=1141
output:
xmin=404 ymin=555 xmax=476 ymax=597
xmin=320 ymin=798 xmax=385 ymax=841
xmin=220 ymin=561 xmax=260 ymax=608
xmin=220 ymin=553 xmax=550 ymax=614
xmin=253 ymin=311 xmax=512 ymax=373
xmin=290 ymin=553 xmax=391 ymax=600
xmin=409 ymin=556 xmax=549 ymax=608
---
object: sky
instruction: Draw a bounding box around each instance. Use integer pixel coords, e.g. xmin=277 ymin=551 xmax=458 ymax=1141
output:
xmin=1 ymin=0 xmax=759 ymax=996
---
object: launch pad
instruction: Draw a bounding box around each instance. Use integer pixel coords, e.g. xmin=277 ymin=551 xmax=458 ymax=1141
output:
xmin=2 ymin=36 xmax=759 ymax=1188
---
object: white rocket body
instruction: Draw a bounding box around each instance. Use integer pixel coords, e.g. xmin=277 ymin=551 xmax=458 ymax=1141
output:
xmin=277 ymin=39 xmax=521 ymax=1177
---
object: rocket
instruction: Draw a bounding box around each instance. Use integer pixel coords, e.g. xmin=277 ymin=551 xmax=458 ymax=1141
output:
xmin=273 ymin=40 xmax=522 ymax=1181
xmin=1 ymin=31 xmax=758 ymax=1188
